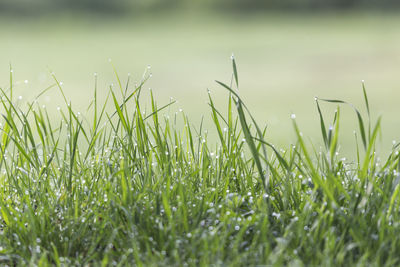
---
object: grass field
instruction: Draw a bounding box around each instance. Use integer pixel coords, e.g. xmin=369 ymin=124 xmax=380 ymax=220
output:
xmin=0 ymin=56 xmax=399 ymax=265
xmin=2 ymin=11 xmax=400 ymax=265
xmin=1 ymin=11 xmax=400 ymax=154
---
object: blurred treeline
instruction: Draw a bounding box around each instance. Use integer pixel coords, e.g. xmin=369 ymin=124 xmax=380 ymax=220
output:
xmin=0 ymin=0 xmax=399 ymax=15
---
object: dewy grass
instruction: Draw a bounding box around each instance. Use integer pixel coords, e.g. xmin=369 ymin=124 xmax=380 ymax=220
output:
xmin=0 ymin=59 xmax=400 ymax=266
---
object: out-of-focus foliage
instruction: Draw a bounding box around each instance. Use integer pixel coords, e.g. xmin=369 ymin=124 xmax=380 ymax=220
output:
xmin=0 ymin=0 xmax=180 ymax=15
xmin=0 ymin=0 xmax=400 ymax=15
xmin=211 ymin=0 xmax=400 ymax=10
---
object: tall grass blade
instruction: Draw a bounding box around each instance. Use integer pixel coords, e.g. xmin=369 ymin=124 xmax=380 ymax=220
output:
xmin=318 ymin=98 xmax=367 ymax=150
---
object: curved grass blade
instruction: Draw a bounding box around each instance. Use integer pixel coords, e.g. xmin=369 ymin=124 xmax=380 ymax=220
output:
xmin=362 ymin=80 xmax=371 ymax=140
xmin=216 ymin=79 xmax=269 ymax=192
xmin=317 ymin=97 xmax=367 ymax=151
xmin=315 ymin=98 xmax=328 ymax=149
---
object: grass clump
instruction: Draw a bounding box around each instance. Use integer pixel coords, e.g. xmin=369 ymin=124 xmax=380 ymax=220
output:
xmin=0 ymin=59 xmax=400 ymax=266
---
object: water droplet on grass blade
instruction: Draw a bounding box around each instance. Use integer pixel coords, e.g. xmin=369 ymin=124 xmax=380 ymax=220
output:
xmin=291 ymin=114 xmax=296 ymax=119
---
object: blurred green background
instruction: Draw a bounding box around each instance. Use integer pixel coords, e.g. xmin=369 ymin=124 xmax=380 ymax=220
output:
xmin=1 ymin=0 xmax=400 ymax=13
xmin=1 ymin=1 xmax=400 ymax=156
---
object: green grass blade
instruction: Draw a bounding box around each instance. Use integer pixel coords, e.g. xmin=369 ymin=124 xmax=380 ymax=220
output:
xmin=315 ymin=97 xmax=329 ymax=149
xmin=231 ymin=54 xmax=239 ymax=87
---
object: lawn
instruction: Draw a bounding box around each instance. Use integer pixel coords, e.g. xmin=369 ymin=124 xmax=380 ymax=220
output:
xmin=1 ymin=11 xmax=400 ymax=265
xmin=0 ymin=55 xmax=399 ymax=265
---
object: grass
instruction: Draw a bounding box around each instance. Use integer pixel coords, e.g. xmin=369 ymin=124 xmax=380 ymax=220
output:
xmin=0 ymin=58 xmax=400 ymax=266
